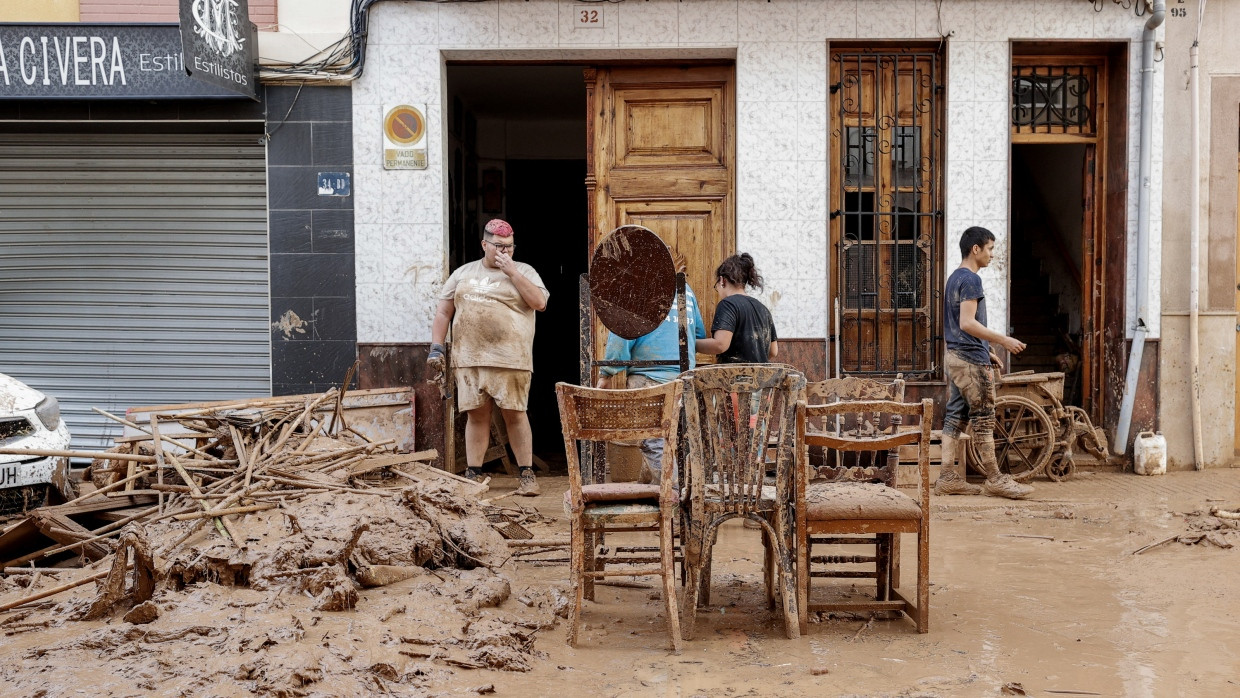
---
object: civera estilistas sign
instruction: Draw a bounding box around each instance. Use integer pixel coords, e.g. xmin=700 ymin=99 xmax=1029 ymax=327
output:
xmin=0 ymin=24 xmax=240 ymax=99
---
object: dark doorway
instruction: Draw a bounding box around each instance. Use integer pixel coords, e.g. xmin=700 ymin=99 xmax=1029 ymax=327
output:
xmin=1009 ymin=144 xmax=1087 ymax=406
xmin=507 ymin=160 xmax=588 ymax=458
xmin=446 ymin=65 xmax=588 ymax=470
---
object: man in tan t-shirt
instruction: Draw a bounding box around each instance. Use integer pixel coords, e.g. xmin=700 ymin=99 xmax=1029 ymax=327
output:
xmin=426 ymin=219 xmax=549 ymax=495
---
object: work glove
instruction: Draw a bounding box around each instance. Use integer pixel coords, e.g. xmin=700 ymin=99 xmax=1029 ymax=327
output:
xmin=426 ymin=343 xmax=449 ymax=398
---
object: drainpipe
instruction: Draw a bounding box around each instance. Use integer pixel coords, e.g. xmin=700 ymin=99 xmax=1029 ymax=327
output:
xmin=1189 ymin=5 xmax=1206 ymax=469
xmin=1115 ymin=0 xmax=1166 ymax=456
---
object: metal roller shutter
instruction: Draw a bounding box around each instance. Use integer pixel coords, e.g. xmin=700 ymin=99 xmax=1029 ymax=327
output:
xmin=0 ymin=130 xmax=270 ymax=450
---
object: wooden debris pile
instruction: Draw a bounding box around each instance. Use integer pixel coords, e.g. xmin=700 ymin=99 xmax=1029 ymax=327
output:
xmin=0 ymin=382 xmax=573 ymax=692
xmin=0 ymin=383 xmax=508 ymax=615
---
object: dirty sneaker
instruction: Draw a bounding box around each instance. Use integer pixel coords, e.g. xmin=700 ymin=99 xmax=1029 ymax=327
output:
xmin=515 ymin=469 xmax=541 ymax=497
xmin=933 ymin=470 xmax=982 ymax=496
xmin=463 ymin=468 xmax=484 ymax=483
xmin=982 ymin=474 xmax=1034 ymax=500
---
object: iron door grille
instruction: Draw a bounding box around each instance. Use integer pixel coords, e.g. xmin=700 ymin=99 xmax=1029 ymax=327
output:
xmin=0 ymin=130 xmax=271 ymax=450
xmin=831 ymin=48 xmax=943 ymax=379
xmin=1011 ymin=62 xmax=1101 ymax=136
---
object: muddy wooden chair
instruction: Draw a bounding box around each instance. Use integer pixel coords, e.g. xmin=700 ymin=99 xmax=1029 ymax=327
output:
xmin=679 ymin=364 xmax=805 ymax=640
xmin=555 ymin=380 xmax=684 ymax=651
xmin=795 ymin=398 xmax=934 ymax=634
xmin=801 ymin=376 xmax=906 ymax=606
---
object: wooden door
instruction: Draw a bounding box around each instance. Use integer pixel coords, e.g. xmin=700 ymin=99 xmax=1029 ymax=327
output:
xmin=1235 ymin=153 xmax=1240 ymax=456
xmin=830 ymin=48 xmax=943 ymax=377
xmin=1081 ymin=143 xmax=1104 ymax=418
xmin=585 ymin=65 xmax=735 ymax=369
xmin=1011 ymin=54 xmax=1108 ymax=421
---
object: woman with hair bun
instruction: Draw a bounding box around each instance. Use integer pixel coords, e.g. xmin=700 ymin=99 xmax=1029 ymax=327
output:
xmin=695 ymin=253 xmax=779 ymax=363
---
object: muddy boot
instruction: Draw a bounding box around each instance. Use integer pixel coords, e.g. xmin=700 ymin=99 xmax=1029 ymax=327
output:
xmin=932 ymin=434 xmax=981 ymax=496
xmin=982 ymin=473 xmax=1034 ymax=500
xmin=515 ymin=468 xmax=541 ymax=497
xmin=463 ymin=467 xmax=484 ymax=483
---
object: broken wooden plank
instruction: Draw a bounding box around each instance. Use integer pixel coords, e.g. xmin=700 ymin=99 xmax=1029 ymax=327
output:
xmin=0 ymin=448 xmax=156 ymax=463
xmin=395 ymin=461 xmax=488 ymax=495
xmin=171 ymin=504 xmax=276 ymax=521
xmin=31 ymin=511 xmax=111 ymax=561
xmin=346 ymin=451 xmax=440 ymax=476
xmin=41 ymin=495 xmax=157 ymax=518
xmin=0 ymin=566 xmax=119 ymax=612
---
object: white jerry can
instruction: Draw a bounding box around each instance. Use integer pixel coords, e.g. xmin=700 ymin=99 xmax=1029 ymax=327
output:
xmin=1133 ymin=431 xmax=1167 ymax=476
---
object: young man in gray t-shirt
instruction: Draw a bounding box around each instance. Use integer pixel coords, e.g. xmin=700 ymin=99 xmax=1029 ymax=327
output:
xmin=934 ymin=226 xmax=1034 ymax=500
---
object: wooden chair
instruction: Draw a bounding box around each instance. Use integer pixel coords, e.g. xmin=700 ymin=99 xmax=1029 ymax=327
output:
xmin=802 ymin=376 xmax=906 ymax=600
xmin=795 ymin=398 xmax=934 ymax=634
xmin=555 ymin=380 xmax=684 ymax=651
xmin=680 ymin=364 xmax=805 ymax=640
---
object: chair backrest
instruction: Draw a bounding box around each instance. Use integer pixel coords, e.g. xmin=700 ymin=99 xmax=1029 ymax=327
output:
xmin=681 ymin=364 xmax=806 ymax=515
xmin=804 ymin=375 xmax=906 ymax=482
xmin=804 ymin=375 xmax=905 ymax=432
xmin=556 ymin=380 xmax=683 ymax=509
xmin=797 ymin=399 xmax=935 ymax=506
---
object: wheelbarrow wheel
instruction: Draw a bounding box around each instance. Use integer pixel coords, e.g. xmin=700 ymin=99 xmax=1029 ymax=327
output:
xmin=1045 ymin=454 xmax=1075 ymax=482
xmin=967 ymin=395 xmax=1056 ymax=483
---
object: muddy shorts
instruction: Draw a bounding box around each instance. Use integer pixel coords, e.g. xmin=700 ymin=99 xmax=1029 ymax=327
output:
xmin=942 ymin=350 xmax=996 ymax=439
xmin=454 ymin=366 xmax=532 ymax=412
xmin=625 ymin=373 xmax=677 ymax=486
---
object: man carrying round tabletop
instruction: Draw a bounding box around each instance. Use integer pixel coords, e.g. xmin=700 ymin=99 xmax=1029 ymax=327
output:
xmin=426 ymin=219 xmax=549 ymax=496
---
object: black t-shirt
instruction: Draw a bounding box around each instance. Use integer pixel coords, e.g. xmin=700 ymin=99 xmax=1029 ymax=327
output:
xmin=711 ymin=294 xmax=778 ymax=363
xmin=943 ymin=267 xmax=991 ymax=365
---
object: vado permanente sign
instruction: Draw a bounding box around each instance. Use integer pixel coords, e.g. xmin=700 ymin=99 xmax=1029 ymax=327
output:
xmin=0 ymin=24 xmax=241 ymax=99
xmin=179 ymin=0 xmax=257 ymax=99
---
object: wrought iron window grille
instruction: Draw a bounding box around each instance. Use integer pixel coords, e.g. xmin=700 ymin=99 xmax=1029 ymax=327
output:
xmin=831 ymin=49 xmax=944 ymax=380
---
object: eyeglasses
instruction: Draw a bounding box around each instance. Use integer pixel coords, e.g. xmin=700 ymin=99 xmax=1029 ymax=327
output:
xmin=486 ymin=241 xmax=515 ymax=252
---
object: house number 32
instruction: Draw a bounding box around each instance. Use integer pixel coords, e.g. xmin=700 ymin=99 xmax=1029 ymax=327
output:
xmin=580 ymin=10 xmax=600 ymax=24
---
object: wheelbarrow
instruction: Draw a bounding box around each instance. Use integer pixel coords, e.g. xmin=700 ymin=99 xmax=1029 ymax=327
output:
xmin=965 ymin=370 xmax=1109 ymax=483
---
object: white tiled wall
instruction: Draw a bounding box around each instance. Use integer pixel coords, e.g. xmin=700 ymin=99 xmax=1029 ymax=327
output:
xmin=352 ymin=0 xmax=1159 ymax=344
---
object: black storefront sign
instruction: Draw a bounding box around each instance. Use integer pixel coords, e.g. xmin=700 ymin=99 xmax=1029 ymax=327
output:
xmin=0 ymin=24 xmax=244 ymax=99
xmin=179 ymin=0 xmax=257 ymax=100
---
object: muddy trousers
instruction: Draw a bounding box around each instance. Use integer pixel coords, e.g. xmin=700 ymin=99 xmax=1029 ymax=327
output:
xmin=941 ymin=351 xmax=1001 ymax=480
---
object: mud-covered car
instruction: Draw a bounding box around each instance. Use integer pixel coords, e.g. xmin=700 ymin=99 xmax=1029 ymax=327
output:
xmin=0 ymin=373 xmax=73 ymax=514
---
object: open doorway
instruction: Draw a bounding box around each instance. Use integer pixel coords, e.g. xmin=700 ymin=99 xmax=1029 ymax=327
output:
xmin=446 ymin=64 xmax=589 ymax=471
xmin=1009 ymin=144 xmax=1087 ymax=406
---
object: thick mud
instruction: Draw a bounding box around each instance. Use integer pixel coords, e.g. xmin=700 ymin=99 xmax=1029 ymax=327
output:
xmin=3 ymin=471 xmax=1240 ymax=697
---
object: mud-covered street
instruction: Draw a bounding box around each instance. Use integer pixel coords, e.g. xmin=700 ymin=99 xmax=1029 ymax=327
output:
xmin=3 ymin=470 xmax=1238 ymax=697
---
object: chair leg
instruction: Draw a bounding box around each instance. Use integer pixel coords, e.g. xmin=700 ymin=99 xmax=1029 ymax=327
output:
xmin=916 ymin=525 xmax=929 ymax=633
xmin=699 ymin=525 xmax=717 ymax=606
xmin=763 ymin=526 xmax=775 ymax=610
xmin=797 ymin=528 xmax=810 ymax=635
xmin=583 ymin=530 xmax=596 ymax=602
xmin=891 ymin=533 xmax=902 ymax=590
xmin=682 ymin=561 xmax=700 ymax=641
xmin=568 ymin=518 xmax=585 ymax=647
xmin=760 ymin=517 xmax=800 ymax=640
xmin=660 ymin=513 xmax=683 ymax=652
xmin=876 ymin=534 xmax=890 ymax=602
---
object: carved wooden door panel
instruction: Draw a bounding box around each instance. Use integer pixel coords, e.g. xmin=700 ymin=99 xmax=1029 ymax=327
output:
xmin=586 ymin=65 xmax=735 ymax=368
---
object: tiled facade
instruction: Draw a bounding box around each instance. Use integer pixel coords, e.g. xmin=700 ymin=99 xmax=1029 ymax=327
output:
xmin=351 ymin=0 xmax=1161 ymax=345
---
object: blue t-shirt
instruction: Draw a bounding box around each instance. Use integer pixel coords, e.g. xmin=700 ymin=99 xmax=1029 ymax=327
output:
xmin=944 ymin=268 xmax=991 ymax=365
xmin=601 ymin=285 xmax=707 ymax=383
